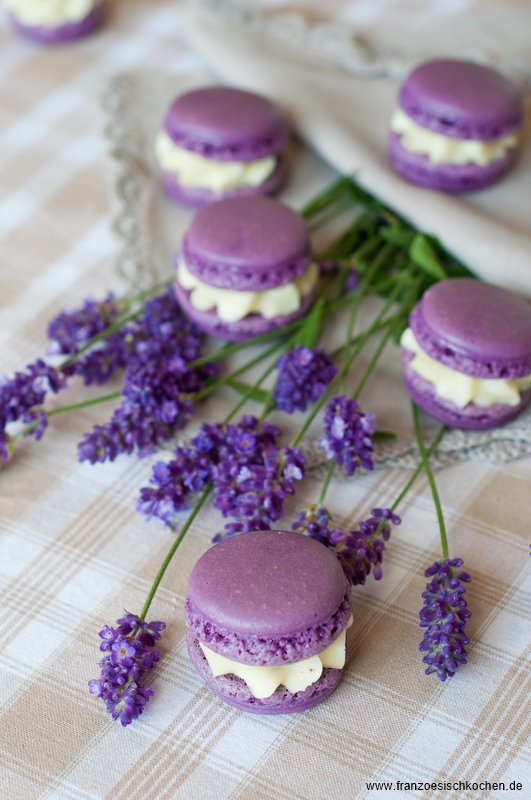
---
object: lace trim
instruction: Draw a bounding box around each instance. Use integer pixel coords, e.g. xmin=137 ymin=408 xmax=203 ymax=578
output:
xmin=102 ymin=74 xmax=158 ymax=291
xmin=188 ymin=0 xmax=531 ymax=88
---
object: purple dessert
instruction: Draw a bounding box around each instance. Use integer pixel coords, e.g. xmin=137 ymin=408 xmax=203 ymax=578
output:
xmin=173 ymin=195 xmax=317 ymax=342
xmin=401 ymin=278 xmax=531 ymax=429
xmin=8 ymin=2 xmax=103 ymax=45
xmin=389 ymin=59 xmax=523 ymax=192
xmin=155 ymin=86 xmax=289 ymax=208
xmin=185 ymin=530 xmax=352 ymax=714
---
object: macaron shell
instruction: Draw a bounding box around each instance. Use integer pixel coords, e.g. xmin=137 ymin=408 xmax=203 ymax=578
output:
xmin=182 ymin=196 xmax=311 ymax=291
xmin=402 ymin=350 xmax=531 ymax=429
xmin=187 ymin=632 xmax=342 ymax=714
xmin=9 ymin=6 xmax=103 ymax=44
xmin=398 ymin=59 xmax=523 ymax=140
xmin=388 ymin=132 xmax=515 ymax=193
xmin=161 ymin=155 xmax=287 ymax=209
xmin=185 ymin=530 xmax=352 ymax=665
xmin=163 ymin=86 xmax=288 ymax=161
xmin=409 ymin=279 xmax=531 ymax=378
xmin=173 ymin=278 xmax=315 ymax=342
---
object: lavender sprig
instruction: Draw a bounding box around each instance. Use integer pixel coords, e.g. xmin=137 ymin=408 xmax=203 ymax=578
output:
xmin=48 ymin=294 xmax=131 ymax=385
xmin=294 ymin=505 xmax=401 ymax=584
xmin=137 ymin=416 xmax=305 ymax=540
xmin=0 ymin=360 xmax=67 ymax=462
xmin=319 ymin=395 xmax=376 ymax=476
xmin=88 ymin=613 xmax=166 ymax=726
xmin=78 ymin=289 xmax=216 ymax=463
xmin=47 ymin=294 xmax=124 ymax=356
xmin=273 ymin=346 xmax=337 ymax=414
xmin=412 ymin=403 xmax=470 ymax=680
xmin=337 ymin=508 xmax=401 ymax=584
xmin=419 ymin=558 xmax=471 ymax=681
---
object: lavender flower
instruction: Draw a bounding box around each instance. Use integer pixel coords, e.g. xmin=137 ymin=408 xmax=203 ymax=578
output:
xmin=345 ymin=269 xmax=360 ymax=292
xmin=337 ymin=508 xmax=401 ymax=584
xmin=273 ymin=347 xmax=337 ymax=413
xmin=47 ymin=294 xmax=123 ymax=355
xmin=419 ymin=557 xmax=471 ymax=681
xmin=137 ymin=447 xmax=212 ymax=525
xmin=77 ymin=357 xmax=197 ymax=462
xmin=209 ymin=416 xmax=305 ymax=541
xmin=48 ymin=294 xmax=132 ymax=386
xmin=88 ymin=613 xmax=165 ymax=727
xmin=0 ymin=360 xmax=67 ymax=462
xmin=137 ymin=416 xmax=304 ymax=538
xmin=295 ymin=505 xmax=400 ymax=585
xmin=50 ymin=288 xmax=210 ymax=389
xmin=292 ymin=504 xmax=342 ymax=548
xmin=78 ymin=290 xmax=216 ymax=463
xmin=319 ymin=395 xmax=376 ymax=476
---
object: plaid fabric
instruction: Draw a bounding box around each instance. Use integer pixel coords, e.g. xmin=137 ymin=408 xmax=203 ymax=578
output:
xmin=0 ymin=2 xmax=530 ymax=799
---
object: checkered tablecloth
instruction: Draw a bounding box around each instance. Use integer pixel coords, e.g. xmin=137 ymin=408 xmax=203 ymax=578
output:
xmin=1 ymin=3 xmax=530 ymax=799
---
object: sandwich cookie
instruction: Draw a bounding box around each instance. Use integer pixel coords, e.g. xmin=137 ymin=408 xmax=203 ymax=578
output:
xmin=185 ymin=530 xmax=352 ymax=714
xmin=6 ymin=0 xmax=103 ymax=44
xmin=401 ymin=278 xmax=531 ymax=429
xmin=173 ymin=195 xmax=318 ymax=342
xmin=156 ymin=86 xmax=288 ymax=208
xmin=389 ymin=59 xmax=523 ymax=192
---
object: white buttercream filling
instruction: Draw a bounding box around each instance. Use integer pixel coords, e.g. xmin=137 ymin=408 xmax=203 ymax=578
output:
xmin=177 ymin=258 xmax=318 ymax=323
xmin=200 ymin=617 xmax=352 ymax=699
xmin=401 ymin=328 xmax=531 ymax=408
xmin=4 ymin=0 xmax=101 ymax=26
xmin=155 ymin=131 xmax=277 ymax=193
xmin=391 ymin=108 xmax=518 ymax=166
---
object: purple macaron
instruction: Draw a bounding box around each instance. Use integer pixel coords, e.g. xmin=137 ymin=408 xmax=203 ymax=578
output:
xmin=173 ymin=195 xmax=317 ymax=342
xmin=155 ymin=86 xmax=288 ymax=208
xmin=185 ymin=530 xmax=352 ymax=714
xmin=389 ymin=59 xmax=523 ymax=192
xmin=8 ymin=2 xmax=103 ymax=45
xmin=401 ymin=278 xmax=531 ymax=429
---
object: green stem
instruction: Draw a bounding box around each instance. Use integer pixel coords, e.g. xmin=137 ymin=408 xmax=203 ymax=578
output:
xmin=314 ymin=272 xmax=415 ymax=506
xmin=412 ymin=403 xmax=449 ymax=558
xmin=226 ymin=358 xmax=278 ymax=424
xmin=318 ymin=461 xmax=335 ymax=506
xmin=12 ymin=391 xmax=122 ymax=442
xmin=139 ymin=485 xmax=211 ymax=620
xmin=330 ymin=313 xmax=403 ymax=360
xmin=390 ymin=425 xmax=446 ymax=513
xmin=194 ymin=339 xmax=283 ymax=402
xmin=301 ymin=176 xmax=352 ymax=219
xmin=352 ymin=317 xmax=403 ymax=401
xmin=289 ymin=287 xmax=404 ymax=450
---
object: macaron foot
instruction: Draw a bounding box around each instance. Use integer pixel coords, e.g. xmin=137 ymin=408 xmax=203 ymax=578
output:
xmin=9 ymin=6 xmax=103 ymax=45
xmin=187 ymin=633 xmax=342 ymax=715
xmin=388 ymin=133 xmax=515 ymax=193
xmin=402 ymin=354 xmax=531 ymax=430
xmin=162 ymin=157 xmax=287 ymax=209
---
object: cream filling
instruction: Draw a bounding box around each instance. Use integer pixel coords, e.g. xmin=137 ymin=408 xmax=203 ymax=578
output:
xmin=390 ymin=108 xmax=518 ymax=166
xmin=200 ymin=617 xmax=353 ymax=699
xmin=177 ymin=258 xmax=318 ymax=323
xmin=155 ymin=131 xmax=277 ymax=193
xmin=4 ymin=0 xmax=100 ymax=25
xmin=402 ymin=328 xmax=531 ymax=408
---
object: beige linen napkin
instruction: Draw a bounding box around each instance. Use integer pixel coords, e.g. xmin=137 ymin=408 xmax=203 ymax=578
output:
xmin=182 ymin=0 xmax=531 ymax=296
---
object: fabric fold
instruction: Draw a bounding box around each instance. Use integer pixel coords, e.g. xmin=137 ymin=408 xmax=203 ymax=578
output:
xmin=182 ymin=0 xmax=531 ymax=296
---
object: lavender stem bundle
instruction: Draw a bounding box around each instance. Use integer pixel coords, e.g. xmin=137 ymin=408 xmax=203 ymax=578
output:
xmin=0 ymin=174 xmax=477 ymax=725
